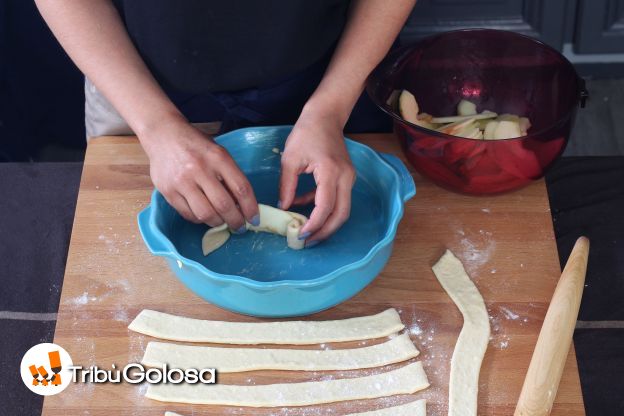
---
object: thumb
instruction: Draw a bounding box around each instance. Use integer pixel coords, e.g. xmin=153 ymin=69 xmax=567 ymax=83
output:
xmin=279 ymin=160 xmax=300 ymax=210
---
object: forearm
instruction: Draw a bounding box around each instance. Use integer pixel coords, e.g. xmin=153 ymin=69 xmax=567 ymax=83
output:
xmin=303 ymin=0 xmax=416 ymax=126
xmin=35 ymin=0 xmax=183 ymax=138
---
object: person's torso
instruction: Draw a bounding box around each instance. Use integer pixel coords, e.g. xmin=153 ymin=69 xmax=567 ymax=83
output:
xmin=114 ymin=0 xmax=350 ymax=93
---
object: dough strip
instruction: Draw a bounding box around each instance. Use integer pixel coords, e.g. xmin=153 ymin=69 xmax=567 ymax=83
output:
xmin=432 ymin=250 xmax=490 ymax=416
xmin=142 ymin=333 xmax=419 ymax=373
xmin=348 ymin=399 xmax=426 ymax=415
xmin=164 ymin=399 xmax=426 ymax=415
xmin=147 ymin=361 xmax=429 ymax=407
xmin=129 ymin=308 xmax=405 ymax=345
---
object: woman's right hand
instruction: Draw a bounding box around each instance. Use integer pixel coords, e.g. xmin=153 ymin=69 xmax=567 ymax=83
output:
xmin=140 ymin=117 xmax=259 ymax=232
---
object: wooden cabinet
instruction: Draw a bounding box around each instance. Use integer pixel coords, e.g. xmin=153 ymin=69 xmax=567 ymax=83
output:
xmin=574 ymin=0 xmax=624 ymax=53
xmin=401 ymin=0 xmax=624 ymax=55
xmin=400 ymin=0 xmax=573 ymax=51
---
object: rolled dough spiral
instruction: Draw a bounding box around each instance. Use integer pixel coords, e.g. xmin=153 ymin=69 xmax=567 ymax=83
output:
xmin=202 ymin=204 xmax=307 ymax=255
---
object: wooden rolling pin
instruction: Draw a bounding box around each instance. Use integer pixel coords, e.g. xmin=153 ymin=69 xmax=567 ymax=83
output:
xmin=514 ymin=236 xmax=590 ymax=416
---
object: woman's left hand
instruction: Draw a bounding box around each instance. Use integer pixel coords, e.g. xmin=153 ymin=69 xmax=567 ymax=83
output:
xmin=279 ymin=108 xmax=356 ymax=247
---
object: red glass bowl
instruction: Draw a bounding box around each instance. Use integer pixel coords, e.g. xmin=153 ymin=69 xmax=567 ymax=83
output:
xmin=367 ymin=29 xmax=588 ymax=195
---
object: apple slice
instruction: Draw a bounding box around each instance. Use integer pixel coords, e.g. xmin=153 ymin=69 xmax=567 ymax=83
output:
xmin=494 ymin=114 xmax=531 ymax=136
xmin=398 ymin=90 xmax=420 ymax=124
xmin=431 ymin=110 xmax=497 ymax=124
xmin=476 ymin=118 xmax=492 ymax=130
xmin=493 ymin=120 xmax=522 ymax=140
xmin=483 ymin=121 xmax=499 ymax=140
xmin=436 ymin=117 xmax=477 ymax=136
xmin=466 ymin=127 xmax=484 ymax=140
xmin=519 ymin=117 xmax=532 ymax=135
xmin=496 ymin=113 xmax=520 ymax=123
xmin=454 ymin=123 xmax=482 ymax=139
xmin=202 ymin=224 xmax=230 ymax=255
xmin=457 ymin=99 xmax=477 ymax=116
xmin=418 ymin=113 xmax=433 ymax=122
xmin=410 ymin=113 xmax=437 ymax=130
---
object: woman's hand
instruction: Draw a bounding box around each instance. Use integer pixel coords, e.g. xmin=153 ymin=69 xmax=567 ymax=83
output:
xmin=276 ymin=0 xmax=416 ymax=246
xmin=141 ymin=117 xmax=259 ymax=231
xmin=279 ymin=108 xmax=356 ymax=246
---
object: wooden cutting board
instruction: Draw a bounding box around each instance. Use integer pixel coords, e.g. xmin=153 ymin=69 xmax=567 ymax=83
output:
xmin=42 ymin=133 xmax=585 ymax=415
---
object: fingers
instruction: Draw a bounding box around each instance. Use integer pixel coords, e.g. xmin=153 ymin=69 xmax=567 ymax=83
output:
xmin=219 ymin=160 xmax=259 ymax=225
xmin=197 ymin=176 xmax=247 ymax=232
xmin=165 ymin=191 xmax=201 ymax=224
xmin=299 ymin=170 xmax=337 ymax=239
xmin=181 ymin=185 xmax=223 ymax=228
xmin=279 ymin=159 xmax=301 ymax=211
xmin=306 ymin=174 xmax=353 ymax=244
xmin=169 ymin=175 xmax=250 ymax=232
xmin=148 ymin=126 xmax=257 ymax=229
xmin=292 ymin=190 xmax=316 ymax=206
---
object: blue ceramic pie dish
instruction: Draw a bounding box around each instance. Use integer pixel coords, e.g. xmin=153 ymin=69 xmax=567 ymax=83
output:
xmin=138 ymin=126 xmax=415 ymax=317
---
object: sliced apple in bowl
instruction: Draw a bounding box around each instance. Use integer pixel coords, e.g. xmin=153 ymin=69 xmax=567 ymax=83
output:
xmin=395 ymin=90 xmax=531 ymax=141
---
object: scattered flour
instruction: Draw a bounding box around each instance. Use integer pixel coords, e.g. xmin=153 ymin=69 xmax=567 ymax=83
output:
xmin=66 ymin=280 xmax=131 ymax=306
xmin=488 ymin=313 xmax=502 ymax=335
xmin=498 ymin=335 xmax=510 ymax=350
xmin=98 ymin=234 xmax=120 ymax=254
xmin=69 ymin=291 xmax=97 ymax=305
xmin=113 ymin=309 xmax=129 ymax=323
xmin=459 ymin=236 xmax=496 ymax=274
xmin=500 ymin=306 xmax=520 ymax=320
xmin=128 ymin=334 xmax=146 ymax=363
xmin=133 ymin=382 xmax=148 ymax=400
xmin=409 ymin=323 xmax=423 ymax=336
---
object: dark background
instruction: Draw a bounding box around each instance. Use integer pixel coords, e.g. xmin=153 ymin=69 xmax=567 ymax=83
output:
xmin=2 ymin=0 xmax=624 ymax=161
xmin=0 ymin=1 xmax=623 ymax=415
xmin=0 ymin=0 xmax=85 ymax=162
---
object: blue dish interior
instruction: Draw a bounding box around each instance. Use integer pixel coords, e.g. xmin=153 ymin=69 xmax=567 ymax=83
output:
xmin=151 ymin=126 xmax=399 ymax=284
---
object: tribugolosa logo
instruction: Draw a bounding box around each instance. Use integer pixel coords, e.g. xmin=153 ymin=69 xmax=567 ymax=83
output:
xmin=20 ymin=342 xmax=216 ymax=395
xmin=20 ymin=343 xmax=73 ymax=396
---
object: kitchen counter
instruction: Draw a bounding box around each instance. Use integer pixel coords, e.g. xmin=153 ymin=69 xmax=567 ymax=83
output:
xmin=45 ymin=133 xmax=583 ymax=415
